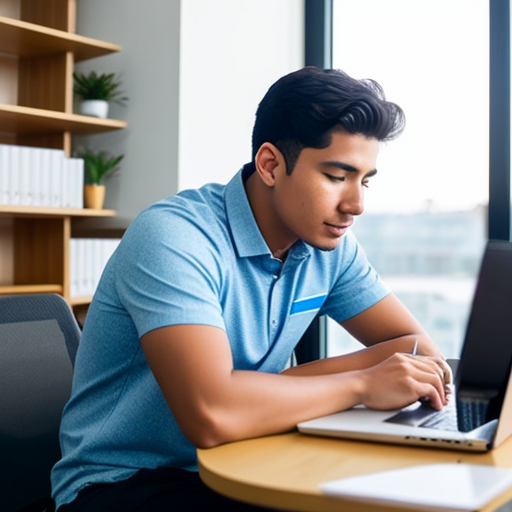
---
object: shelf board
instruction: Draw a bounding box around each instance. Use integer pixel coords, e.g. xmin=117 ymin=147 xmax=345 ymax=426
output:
xmin=0 ymin=284 xmax=64 ymax=295
xmin=0 ymin=205 xmax=116 ymax=217
xmin=0 ymin=16 xmax=121 ymax=61
xmin=0 ymin=103 xmax=127 ymax=135
xmin=70 ymin=295 xmax=93 ymax=306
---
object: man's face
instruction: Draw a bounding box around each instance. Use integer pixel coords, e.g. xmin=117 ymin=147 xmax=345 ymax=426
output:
xmin=271 ymin=131 xmax=379 ymax=252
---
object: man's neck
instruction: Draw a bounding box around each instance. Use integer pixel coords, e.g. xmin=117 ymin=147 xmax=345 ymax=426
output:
xmin=244 ymin=171 xmax=296 ymax=258
xmin=272 ymin=248 xmax=288 ymax=262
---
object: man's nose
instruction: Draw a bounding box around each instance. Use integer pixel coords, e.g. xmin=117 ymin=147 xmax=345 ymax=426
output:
xmin=338 ymin=185 xmax=364 ymax=216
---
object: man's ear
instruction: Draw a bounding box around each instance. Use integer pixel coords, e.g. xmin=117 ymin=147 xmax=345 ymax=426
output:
xmin=254 ymin=143 xmax=284 ymax=187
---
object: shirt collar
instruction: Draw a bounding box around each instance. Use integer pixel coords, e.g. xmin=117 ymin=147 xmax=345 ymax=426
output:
xmin=225 ymin=165 xmax=270 ymax=258
xmin=225 ymin=164 xmax=312 ymax=261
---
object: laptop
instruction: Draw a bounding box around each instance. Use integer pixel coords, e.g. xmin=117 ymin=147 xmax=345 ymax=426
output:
xmin=298 ymin=240 xmax=512 ymax=452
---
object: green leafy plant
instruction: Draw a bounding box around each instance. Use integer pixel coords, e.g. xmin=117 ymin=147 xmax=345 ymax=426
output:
xmin=75 ymin=148 xmax=124 ymax=185
xmin=73 ymin=71 xmax=127 ymax=103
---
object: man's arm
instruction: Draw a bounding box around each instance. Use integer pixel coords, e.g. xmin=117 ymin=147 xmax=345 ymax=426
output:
xmin=141 ymin=319 xmax=449 ymax=449
xmin=284 ymin=294 xmax=452 ymax=381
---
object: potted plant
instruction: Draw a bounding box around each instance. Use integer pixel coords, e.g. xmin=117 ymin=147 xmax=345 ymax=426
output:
xmin=75 ymin=148 xmax=124 ymax=209
xmin=73 ymin=71 xmax=127 ymax=118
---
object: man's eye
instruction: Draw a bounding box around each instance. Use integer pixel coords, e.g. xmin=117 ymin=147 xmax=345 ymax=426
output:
xmin=325 ymin=174 xmax=345 ymax=182
xmin=362 ymin=179 xmax=370 ymax=188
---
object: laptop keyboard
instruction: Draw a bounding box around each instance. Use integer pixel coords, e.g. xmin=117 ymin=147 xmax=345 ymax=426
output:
xmin=457 ymin=397 xmax=489 ymax=432
xmin=385 ymin=394 xmax=490 ymax=433
xmin=420 ymin=400 xmax=459 ymax=431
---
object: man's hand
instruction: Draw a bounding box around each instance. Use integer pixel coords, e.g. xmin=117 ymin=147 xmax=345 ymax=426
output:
xmin=358 ymin=352 xmax=451 ymax=411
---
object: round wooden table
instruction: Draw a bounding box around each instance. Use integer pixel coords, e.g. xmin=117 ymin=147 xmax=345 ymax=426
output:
xmin=198 ymin=431 xmax=512 ymax=512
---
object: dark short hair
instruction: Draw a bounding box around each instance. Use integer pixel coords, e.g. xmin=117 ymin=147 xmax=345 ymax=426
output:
xmin=251 ymin=66 xmax=406 ymax=174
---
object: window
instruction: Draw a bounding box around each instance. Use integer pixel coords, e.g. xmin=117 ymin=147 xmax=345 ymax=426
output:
xmin=327 ymin=0 xmax=489 ymax=358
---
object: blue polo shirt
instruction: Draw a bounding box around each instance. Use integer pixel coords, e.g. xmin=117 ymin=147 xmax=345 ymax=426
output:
xmin=51 ymin=166 xmax=389 ymax=509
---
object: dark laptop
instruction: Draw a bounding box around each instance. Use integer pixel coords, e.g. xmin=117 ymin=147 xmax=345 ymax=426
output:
xmin=298 ymin=240 xmax=512 ymax=452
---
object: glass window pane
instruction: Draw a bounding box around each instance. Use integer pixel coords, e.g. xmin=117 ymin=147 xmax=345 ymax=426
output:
xmin=328 ymin=0 xmax=489 ymax=358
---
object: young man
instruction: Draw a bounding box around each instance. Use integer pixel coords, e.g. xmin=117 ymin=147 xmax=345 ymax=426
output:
xmin=51 ymin=67 xmax=452 ymax=511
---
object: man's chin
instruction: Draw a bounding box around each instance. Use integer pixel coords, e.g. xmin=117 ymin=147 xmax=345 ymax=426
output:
xmin=305 ymin=238 xmax=342 ymax=252
xmin=314 ymin=245 xmax=337 ymax=252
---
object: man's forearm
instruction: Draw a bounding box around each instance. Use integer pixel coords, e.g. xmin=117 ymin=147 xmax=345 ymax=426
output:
xmin=283 ymin=334 xmax=440 ymax=377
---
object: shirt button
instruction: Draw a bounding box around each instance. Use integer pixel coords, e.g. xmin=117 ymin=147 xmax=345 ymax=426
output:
xmin=273 ymin=274 xmax=279 ymax=280
xmin=272 ymin=319 xmax=278 ymax=326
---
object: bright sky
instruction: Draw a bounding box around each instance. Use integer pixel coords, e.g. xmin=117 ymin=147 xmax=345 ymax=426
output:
xmin=333 ymin=0 xmax=489 ymax=213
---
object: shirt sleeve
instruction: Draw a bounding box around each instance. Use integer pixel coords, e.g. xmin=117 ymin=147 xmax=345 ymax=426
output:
xmin=112 ymin=201 xmax=226 ymax=338
xmin=319 ymin=231 xmax=390 ymax=323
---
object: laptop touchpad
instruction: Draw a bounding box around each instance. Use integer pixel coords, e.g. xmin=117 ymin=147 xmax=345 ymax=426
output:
xmin=384 ymin=402 xmax=440 ymax=427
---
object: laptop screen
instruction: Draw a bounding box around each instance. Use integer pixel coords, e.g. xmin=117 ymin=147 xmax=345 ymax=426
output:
xmin=457 ymin=240 xmax=512 ymax=392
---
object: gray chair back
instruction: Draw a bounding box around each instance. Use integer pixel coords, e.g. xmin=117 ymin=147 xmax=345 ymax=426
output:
xmin=0 ymin=294 xmax=81 ymax=512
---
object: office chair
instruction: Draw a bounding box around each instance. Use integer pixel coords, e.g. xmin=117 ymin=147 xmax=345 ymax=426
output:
xmin=0 ymin=294 xmax=81 ymax=512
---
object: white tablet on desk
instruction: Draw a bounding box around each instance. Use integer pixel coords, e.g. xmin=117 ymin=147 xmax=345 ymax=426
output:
xmin=320 ymin=463 xmax=512 ymax=512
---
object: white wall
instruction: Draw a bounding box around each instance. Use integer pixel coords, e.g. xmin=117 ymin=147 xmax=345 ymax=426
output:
xmin=75 ymin=0 xmax=304 ymax=224
xmin=179 ymin=0 xmax=304 ymax=190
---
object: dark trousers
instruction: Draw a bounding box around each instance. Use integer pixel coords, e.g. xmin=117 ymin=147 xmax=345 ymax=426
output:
xmin=58 ymin=466 xmax=279 ymax=511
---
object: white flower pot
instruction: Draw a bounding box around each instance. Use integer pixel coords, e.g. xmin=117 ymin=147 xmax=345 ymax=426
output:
xmin=80 ymin=99 xmax=109 ymax=118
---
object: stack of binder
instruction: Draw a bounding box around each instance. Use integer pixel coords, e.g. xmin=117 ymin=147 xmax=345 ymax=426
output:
xmin=70 ymin=238 xmax=121 ymax=298
xmin=0 ymin=144 xmax=84 ymax=209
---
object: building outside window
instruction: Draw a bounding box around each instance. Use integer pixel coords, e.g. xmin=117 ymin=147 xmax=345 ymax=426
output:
xmin=327 ymin=0 xmax=489 ymax=358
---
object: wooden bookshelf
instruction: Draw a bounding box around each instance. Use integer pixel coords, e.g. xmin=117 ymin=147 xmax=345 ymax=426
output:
xmin=0 ymin=0 xmax=126 ymax=307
